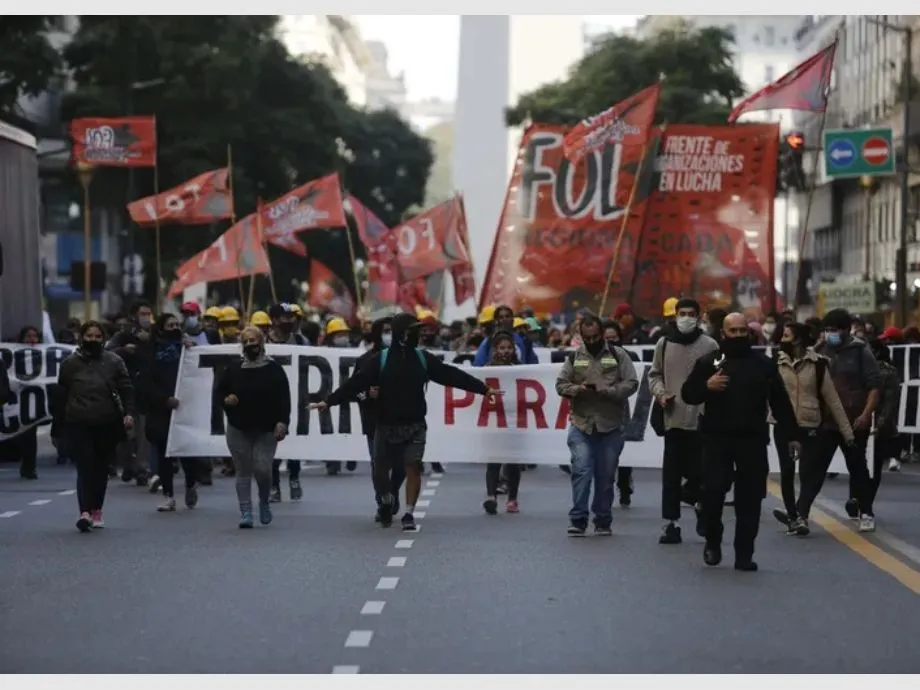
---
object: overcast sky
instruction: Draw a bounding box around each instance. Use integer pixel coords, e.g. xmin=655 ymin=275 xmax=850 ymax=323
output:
xmin=355 ymin=15 xmax=641 ymax=102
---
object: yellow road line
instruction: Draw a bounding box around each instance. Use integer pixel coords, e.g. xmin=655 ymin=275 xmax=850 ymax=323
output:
xmin=766 ymin=480 xmax=920 ymax=596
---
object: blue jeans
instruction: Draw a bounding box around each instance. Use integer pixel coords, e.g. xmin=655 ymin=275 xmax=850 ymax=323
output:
xmin=567 ymin=426 xmax=625 ymax=527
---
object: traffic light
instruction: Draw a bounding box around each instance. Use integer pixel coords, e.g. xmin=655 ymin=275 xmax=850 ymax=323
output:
xmin=779 ymin=131 xmax=807 ymax=193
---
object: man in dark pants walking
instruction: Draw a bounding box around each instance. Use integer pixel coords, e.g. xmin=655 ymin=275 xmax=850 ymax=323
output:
xmin=682 ymin=312 xmax=801 ymax=571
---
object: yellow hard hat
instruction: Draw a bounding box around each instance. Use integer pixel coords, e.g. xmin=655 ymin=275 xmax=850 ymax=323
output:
xmin=326 ymin=317 xmax=349 ymax=335
xmin=478 ymin=305 xmax=496 ymax=324
xmin=250 ymin=311 xmax=271 ymax=327
xmin=513 ymin=317 xmax=526 ymax=329
xmin=219 ymin=306 xmax=240 ymax=323
xmin=290 ymin=304 xmax=303 ymax=315
xmin=204 ymin=306 xmax=222 ymax=319
xmin=416 ymin=308 xmax=438 ymax=324
xmin=662 ymin=297 xmax=678 ymax=318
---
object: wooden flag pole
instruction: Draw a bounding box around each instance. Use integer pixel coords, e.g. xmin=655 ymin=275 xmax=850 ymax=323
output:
xmin=598 ymin=141 xmax=651 ymax=317
xmin=791 ymin=107 xmax=829 ymax=313
xmin=226 ymin=143 xmax=246 ymax=310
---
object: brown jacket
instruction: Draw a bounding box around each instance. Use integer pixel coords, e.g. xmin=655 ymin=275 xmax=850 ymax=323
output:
xmin=555 ymin=343 xmax=638 ymax=434
xmin=771 ymin=348 xmax=853 ymax=441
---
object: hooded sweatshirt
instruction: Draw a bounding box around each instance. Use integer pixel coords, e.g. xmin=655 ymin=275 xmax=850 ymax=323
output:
xmin=56 ymin=347 xmax=136 ymax=425
xmin=326 ymin=313 xmax=489 ymax=427
xmin=813 ymin=335 xmax=881 ymax=426
xmin=353 ymin=318 xmax=390 ymax=437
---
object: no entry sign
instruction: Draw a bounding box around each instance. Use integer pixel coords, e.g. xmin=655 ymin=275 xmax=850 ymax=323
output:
xmin=862 ymin=136 xmax=891 ymax=167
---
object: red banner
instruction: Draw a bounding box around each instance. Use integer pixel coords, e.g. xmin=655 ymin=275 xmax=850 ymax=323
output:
xmin=450 ymin=195 xmax=476 ymax=305
xmin=127 ymin=168 xmax=232 ymax=227
xmin=478 ymin=123 xmax=652 ymax=314
xmin=261 ymin=174 xmax=347 ymax=255
xmin=309 ymin=258 xmax=356 ymax=319
xmin=393 ymin=197 xmax=470 ymax=283
xmin=167 ymin=214 xmax=269 ymax=297
xmin=70 ymin=116 xmax=157 ymax=167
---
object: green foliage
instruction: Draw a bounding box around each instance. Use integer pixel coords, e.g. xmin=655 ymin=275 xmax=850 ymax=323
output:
xmin=56 ymin=16 xmax=431 ymax=303
xmin=505 ymin=21 xmax=745 ymax=127
xmin=0 ymin=17 xmax=63 ymax=117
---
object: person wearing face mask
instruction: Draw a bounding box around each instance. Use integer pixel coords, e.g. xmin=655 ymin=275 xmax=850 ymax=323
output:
xmin=54 ymin=321 xmax=136 ymax=532
xmin=681 ymin=313 xmax=800 ymax=571
xmin=267 ymin=303 xmax=309 ymax=346
xmin=462 ymin=329 xmax=485 ymax=354
xmin=482 ymin=331 xmax=524 ymax=514
xmin=812 ymin=308 xmax=881 ymax=531
xmin=217 ymin=326 xmax=291 ymax=528
xmin=556 ymin=315 xmax=638 ymax=537
xmin=217 ymin=306 xmax=242 ymax=343
xmin=312 ymin=312 xmax=500 ymax=531
xmin=770 ymin=322 xmax=853 ymax=537
xmin=250 ymin=310 xmax=272 ymax=338
xmin=473 ymin=305 xmax=538 ymax=367
xmin=202 ymin=307 xmax=224 ymax=345
xmin=647 ymin=298 xmax=719 ymax=545
xmin=322 ymin=317 xmax=357 ymax=476
xmin=416 ymin=310 xmax=440 ymax=349
xmin=762 ymin=312 xmax=780 ymax=345
xmin=613 ymin=303 xmax=649 ymax=346
xmin=140 ymin=314 xmax=201 ymax=513
xmin=180 ymin=302 xmax=209 ymax=346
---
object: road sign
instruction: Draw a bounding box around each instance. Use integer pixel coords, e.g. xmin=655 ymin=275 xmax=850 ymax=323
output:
xmin=817 ymin=281 xmax=876 ymax=317
xmin=823 ymin=127 xmax=896 ymax=179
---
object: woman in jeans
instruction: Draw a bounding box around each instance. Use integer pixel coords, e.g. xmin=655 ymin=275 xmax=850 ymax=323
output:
xmin=217 ymin=326 xmax=291 ymax=528
xmin=483 ymin=331 xmax=523 ymax=514
xmin=139 ymin=313 xmax=199 ymax=512
xmin=54 ymin=321 xmax=135 ymax=532
xmin=771 ymin=322 xmax=853 ymax=536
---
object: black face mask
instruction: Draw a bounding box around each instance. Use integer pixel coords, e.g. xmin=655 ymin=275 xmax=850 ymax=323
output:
xmin=243 ymin=344 xmax=261 ymax=360
xmin=721 ymin=336 xmax=752 ymax=358
xmin=606 ymin=339 xmax=620 ymax=350
xmin=584 ymin=337 xmax=604 ymax=356
xmin=278 ymin=321 xmax=294 ymax=335
xmin=82 ymin=340 xmax=103 ymax=357
xmin=164 ymin=329 xmax=182 ymax=341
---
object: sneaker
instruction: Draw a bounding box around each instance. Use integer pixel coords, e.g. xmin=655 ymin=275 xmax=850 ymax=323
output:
xmin=844 ymin=498 xmax=859 ymax=520
xmin=401 ymin=512 xmax=417 ymax=532
xmin=619 ymin=483 xmax=632 ymax=508
xmin=784 ymin=517 xmax=805 ymax=536
xmin=483 ymin=497 xmax=498 ymax=515
xmin=889 ymin=458 xmax=901 ymax=472
xmin=496 ymin=483 xmax=507 ymax=496
xmin=594 ymin=525 xmax=613 ymax=537
xmin=148 ymin=475 xmax=162 ymax=494
xmin=858 ymin=514 xmax=876 ymax=533
xmin=157 ymin=498 xmax=177 ymax=512
xmin=91 ymin=510 xmax=105 ymax=529
xmin=289 ymin=479 xmax=303 ymax=501
xmin=269 ymin=486 xmax=282 ymax=503
xmin=703 ymin=543 xmax=722 ymax=566
xmin=239 ymin=511 xmax=254 ymax=528
xmin=431 ymin=462 xmax=445 ymax=474
xmin=567 ymin=522 xmax=587 ymax=537
xmin=734 ymin=560 xmax=758 ymax=572
xmin=121 ymin=469 xmax=134 ymax=483
xmin=259 ymin=501 xmax=273 ymax=525
xmin=185 ymin=486 xmax=198 ymax=509
xmin=76 ymin=512 xmax=93 ymax=532
xmin=506 ymin=500 xmax=520 ymax=513
xmin=19 ymin=471 xmax=38 ymax=480
xmin=379 ymin=496 xmax=393 ymax=527
xmin=794 ymin=518 xmax=810 ymax=536
xmin=772 ymin=508 xmax=790 ymax=526
xmin=659 ymin=522 xmax=682 ymax=544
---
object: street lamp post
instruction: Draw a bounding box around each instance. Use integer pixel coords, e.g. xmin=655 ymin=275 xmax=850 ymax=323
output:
xmin=867 ymin=17 xmax=913 ymax=325
xmin=75 ymin=161 xmax=95 ymax=320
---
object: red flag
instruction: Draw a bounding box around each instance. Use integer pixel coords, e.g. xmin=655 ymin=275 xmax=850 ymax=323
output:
xmin=260 ymin=174 xmax=346 ymax=256
xmin=563 ymin=83 xmax=661 ymax=162
xmin=128 ymin=168 xmax=232 ymax=227
xmin=727 ymin=42 xmax=837 ymax=123
xmin=348 ymin=195 xmax=400 ymax=307
xmin=309 ymin=258 xmax=356 ymax=319
xmin=450 ymin=195 xmax=476 ymax=305
xmin=167 ymin=214 xmax=269 ymax=297
xmin=259 ymin=198 xmax=307 ymax=256
xmin=70 ymin=116 xmax=157 ymax=167
xmin=392 ymin=197 xmax=471 ymax=283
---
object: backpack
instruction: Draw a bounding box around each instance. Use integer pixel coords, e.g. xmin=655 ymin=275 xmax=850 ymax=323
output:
xmin=380 ymin=347 xmax=428 ymax=381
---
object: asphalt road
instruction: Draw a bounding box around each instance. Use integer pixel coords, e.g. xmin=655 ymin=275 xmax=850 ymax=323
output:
xmin=2 ymin=449 xmax=920 ymax=673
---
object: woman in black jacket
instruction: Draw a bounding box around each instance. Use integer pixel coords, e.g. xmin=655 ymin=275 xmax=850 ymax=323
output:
xmin=217 ymin=326 xmax=291 ymax=529
xmin=140 ymin=314 xmax=199 ymax=513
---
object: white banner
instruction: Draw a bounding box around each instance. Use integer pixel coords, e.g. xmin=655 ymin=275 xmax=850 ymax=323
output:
xmin=165 ymin=343 xmax=849 ymax=473
xmin=0 ymin=344 xmax=75 ymax=441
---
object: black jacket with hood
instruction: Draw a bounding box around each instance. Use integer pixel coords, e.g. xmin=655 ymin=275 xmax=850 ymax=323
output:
xmin=326 ymin=313 xmax=489 ymax=428
xmin=353 ymin=317 xmax=390 ymax=437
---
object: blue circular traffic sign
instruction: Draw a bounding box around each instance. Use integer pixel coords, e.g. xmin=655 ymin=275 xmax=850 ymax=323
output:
xmin=827 ymin=138 xmax=856 ymax=168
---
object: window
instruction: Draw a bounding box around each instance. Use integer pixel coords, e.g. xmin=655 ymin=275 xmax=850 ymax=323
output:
xmin=764 ymin=26 xmax=775 ymax=46
xmin=764 ymin=64 xmax=774 ymax=84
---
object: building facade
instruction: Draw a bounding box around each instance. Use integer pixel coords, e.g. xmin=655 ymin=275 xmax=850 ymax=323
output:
xmin=792 ymin=15 xmax=920 ymax=308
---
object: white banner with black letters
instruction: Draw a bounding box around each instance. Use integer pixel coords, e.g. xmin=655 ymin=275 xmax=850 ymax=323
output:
xmin=0 ymin=344 xmax=75 ymax=441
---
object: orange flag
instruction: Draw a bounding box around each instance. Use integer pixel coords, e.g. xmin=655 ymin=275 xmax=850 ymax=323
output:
xmin=70 ymin=116 xmax=157 ymax=167
xmin=562 ymin=83 xmax=660 ymax=162
xmin=261 ymin=174 xmax=347 ymax=255
xmin=309 ymin=258 xmax=356 ymax=319
xmin=127 ymin=168 xmax=233 ymax=227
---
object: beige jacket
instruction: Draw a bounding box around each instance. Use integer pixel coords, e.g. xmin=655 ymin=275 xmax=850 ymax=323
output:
xmin=555 ymin=343 xmax=638 ymax=434
xmin=771 ymin=348 xmax=854 ymax=442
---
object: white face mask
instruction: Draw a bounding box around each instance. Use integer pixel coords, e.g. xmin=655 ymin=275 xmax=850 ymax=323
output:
xmin=332 ymin=334 xmax=350 ymax=347
xmin=381 ymin=333 xmax=392 ymax=347
xmin=676 ymin=316 xmax=698 ymax=334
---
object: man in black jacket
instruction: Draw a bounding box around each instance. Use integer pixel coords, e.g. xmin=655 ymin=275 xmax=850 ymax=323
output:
xmin=311 ymin=312 xmax=501 ymax=531
xmin=681 ymin=312 xmax=801 ymax=572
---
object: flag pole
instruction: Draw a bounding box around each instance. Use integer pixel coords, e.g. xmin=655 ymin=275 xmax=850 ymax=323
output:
xmin=256 ymin=204 xmax=278 ymax=304
xmin=344 ymin=224 xmax=364 ymax=311
xmin=599 ymin=141 xmax=651 ymax=317
xmin=226 ymin=143 xmax=246 ymax=310
xmin=791 ymin=108 xmax=829 ymax=314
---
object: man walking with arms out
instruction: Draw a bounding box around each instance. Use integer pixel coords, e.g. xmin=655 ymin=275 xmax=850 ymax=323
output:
xmin=556 ymin=315 xmax=638 ymax=537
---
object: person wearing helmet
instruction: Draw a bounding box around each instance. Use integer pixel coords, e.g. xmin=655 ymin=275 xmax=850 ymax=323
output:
xmin=416 ymin=310 xmax=439 ymax=349
xmin=218 ymin=306 xmax=241 ymax=343
xmin=202 ymin=307 xmax=223 ymax=345
xmin=311 ymin=312 xmax=502 ymax=531
xmin=267 ymin=304 xmax=308 ymax=346
xmin=323 ymin=317 xmax=357 ymax=475
xmin=472 ymin=305 xmax=538 ymax=367
xmin=478 ymin=305 xmax=497 ymax=338
xmin=250 ymin=311 xmax=271 ymax=338
xmin=180 ymin=302 xmax=209 ymax=346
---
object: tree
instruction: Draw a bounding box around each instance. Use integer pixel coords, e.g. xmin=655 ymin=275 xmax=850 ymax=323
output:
xmin=505 ymin=22 xmax=745 ymax=127
xmin=0 ymin=17 xmax=63 ymax=117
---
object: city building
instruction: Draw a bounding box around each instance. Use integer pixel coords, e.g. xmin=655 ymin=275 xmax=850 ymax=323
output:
xmin=791 ymin=14 xmax=920 ymax=313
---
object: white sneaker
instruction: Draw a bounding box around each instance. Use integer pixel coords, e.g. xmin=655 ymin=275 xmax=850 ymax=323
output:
xmin=858 ymin=515 xmax=876 ymax=533
xmin=889 ymin=458 xmax=901 ymax=472
xmin=157 ymin=498 xmax=176 ymax=512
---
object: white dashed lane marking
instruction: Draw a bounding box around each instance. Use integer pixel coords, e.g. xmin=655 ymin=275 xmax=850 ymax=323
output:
xmin=331 ymin=666 xmax=360 ymax=674
xmin=0 ymin=511 xmax=21 ymax=518
xmin=387 ymin=557 xmax=407 ymax=568
xmin=360 ymin=601 xmax=386 ymax=615
xmin=416 ymin=500 xmax=430 ymax=508
xmin=28 ymin=499 xmax=52 ymax=506
xmin=58 ymin=489 xmax=76 ymax=496
xmin=395 ymin=539 xmax=414 ymax=549
xmin=426 ymin=480 xmax=441 ymax=487
xmin=345 ymin=631 xmax=373 ymax=648
xmin=421 ymin=489 xmax=436 ymax=497
xmin=376 ymin=576 xmax=399 ymax=590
